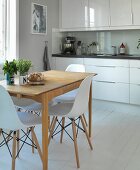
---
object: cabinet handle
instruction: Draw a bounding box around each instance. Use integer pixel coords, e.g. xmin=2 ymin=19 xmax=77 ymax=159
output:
xmin=95 ymin=65 xmax=116 ymax=68
xmin=95 ymin=80 xmax=116 ymax=84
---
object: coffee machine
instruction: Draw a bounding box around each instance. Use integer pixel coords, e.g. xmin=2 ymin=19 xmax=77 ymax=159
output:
xmin=62 ymin=36 xmax=76 ymax=54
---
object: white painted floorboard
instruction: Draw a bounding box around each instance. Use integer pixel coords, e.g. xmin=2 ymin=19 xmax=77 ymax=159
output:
xmin=1 ymin=100 xmax=140 ymax=170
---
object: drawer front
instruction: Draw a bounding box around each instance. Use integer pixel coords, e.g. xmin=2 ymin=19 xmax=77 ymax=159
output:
xmin=130 ymin=84 xmax=140 ymax=105
xmin=84 ymin=58 xmax=129 ymax=67
xmin=55 ymin=57 xmax=84 ymax=71
xmin=130 ymin=60 xmax=140 ymax=68
xmin=92 ymin=81 xmax=129 ymax=103
xmin=130 ymin=68 xmax=140 ymax=84
xmin=86 ymin=65 xmax=129 ymax=83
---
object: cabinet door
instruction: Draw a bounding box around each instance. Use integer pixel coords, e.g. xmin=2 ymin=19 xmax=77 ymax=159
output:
xmin=55 ymin=57 xmax=84 ymax=71
xmin=130 ymin=84 xmax=140 ymax=105
xmin=89 ymin=0 xmax=110 ymax=27
xmin=93 ymin=81 xmax=129 ymax=103
xmin=132 ymin=0 xmax=140 ymax=25
xmin=130 ymin=68 xmax=140 ymax=84
xmin=110 ymin=0 xmax=132 ymax=26
xmin=61 ymin=0 xmax=88 ymax=29
xmin=86 ymin=65 xmax=129 ymax=83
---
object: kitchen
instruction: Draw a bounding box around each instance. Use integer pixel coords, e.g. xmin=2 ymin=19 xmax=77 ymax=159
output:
xmin=1 ymin=0 xmax=140 ymax=170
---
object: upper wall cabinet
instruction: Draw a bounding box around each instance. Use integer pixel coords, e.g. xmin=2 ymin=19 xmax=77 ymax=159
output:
xmin=60 ymin=0 xmax=88 ymax=29
xmin=110 ymin=0 xmax=132 ymax=26
xmin=88 ymin=0 xmax=110 ymax=27
xmin=60 ymin=0 xmax=140 ymax=31
xmin=132 ymin=0 xmax=140 ymax=25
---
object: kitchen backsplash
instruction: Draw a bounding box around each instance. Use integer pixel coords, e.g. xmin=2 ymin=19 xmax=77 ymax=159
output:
xmin=52 ymin=29 xmax=140 ymax=55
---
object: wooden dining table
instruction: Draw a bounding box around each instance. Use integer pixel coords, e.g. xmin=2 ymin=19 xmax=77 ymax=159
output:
xmin=0 ymin=70 xmax=96 ymax=170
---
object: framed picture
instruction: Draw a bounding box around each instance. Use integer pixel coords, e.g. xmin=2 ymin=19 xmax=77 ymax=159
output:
xmin=31 ymin=3 xmax=47 ymax=34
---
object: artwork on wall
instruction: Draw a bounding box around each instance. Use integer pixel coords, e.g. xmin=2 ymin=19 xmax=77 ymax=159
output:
xmin=31 ymin=3 xmax=47 ymax=34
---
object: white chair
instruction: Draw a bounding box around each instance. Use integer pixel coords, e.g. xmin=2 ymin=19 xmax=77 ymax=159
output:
xmin=48 ymin=75 xmax=94 ymax=168
xmin=0 ymin=85 xmax=42 ymax=170
xmin=54 ymin=64 xmax=86 ymax=103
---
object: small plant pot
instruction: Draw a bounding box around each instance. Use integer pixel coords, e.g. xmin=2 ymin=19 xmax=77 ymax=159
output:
xmin=19 ymin=75 xmax=28 ymax=85
xmin=6 ymin=74 xmax=14 ymax=85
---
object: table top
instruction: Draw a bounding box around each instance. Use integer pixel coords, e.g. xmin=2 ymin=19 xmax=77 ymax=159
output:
xmin=0 ymin=70 xmax=96 ymax=96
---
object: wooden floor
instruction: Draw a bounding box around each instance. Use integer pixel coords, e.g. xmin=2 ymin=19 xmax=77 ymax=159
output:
xmin=1 ymin=99 xmax=140 ymax=170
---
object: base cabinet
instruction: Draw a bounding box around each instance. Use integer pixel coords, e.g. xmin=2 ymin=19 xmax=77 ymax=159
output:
xmin=93 ymin=81 xmax=129 ymax=103
xmin=53 ymin=57 xmax=140 ymax=105
xmin=130 ymin=84 xmax=140 ymax=105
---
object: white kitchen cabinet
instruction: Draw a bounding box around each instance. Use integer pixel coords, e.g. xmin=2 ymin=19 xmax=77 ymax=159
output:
xmin=55 ymin=57 xmax=84 ymax=71
xmin=88 ymin=0 xmax=110 ymax=27
xmin=132 ymin=0 xmax=140 ymax=25
xmin=130 ymin=68 xmax=140 ymax=84
xmin=106 ymin=0 xmax=132 ymax=26
xmin=130 ymin=60 xmax=140 ymax=105
xmin=86 ymin=65 xmax=129 ymax=83
xmin=60 ymin=0 xmax=88 ymax=29
xmin=84 ymin=58 xmax=129 ymax=103
xmin=130 ymin=84 xmax=140 ymax=105
xmin=93 ymin=81 xmax=129 ymax=103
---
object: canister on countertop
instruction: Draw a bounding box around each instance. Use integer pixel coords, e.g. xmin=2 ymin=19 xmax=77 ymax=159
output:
xmin=120 ymin=43 xmax=126 ymax=55
xmin=111 ymin=46 xmax=117 ymax=56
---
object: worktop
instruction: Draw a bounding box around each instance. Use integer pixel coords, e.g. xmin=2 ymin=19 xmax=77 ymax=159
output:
xmin=52 ymin=54 xmax=140 ymax=60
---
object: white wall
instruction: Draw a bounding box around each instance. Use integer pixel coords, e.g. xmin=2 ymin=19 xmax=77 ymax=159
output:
xmin=19 ymin=0 xmax=59 ymax=71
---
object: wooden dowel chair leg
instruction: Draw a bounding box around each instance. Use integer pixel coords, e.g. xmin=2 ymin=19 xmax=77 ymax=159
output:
xmin=48 ymin=117 xmax=57 ymax=146
xmin=16 ymin=130 xmax=20 ymax=157
xmin=12 ymin=131 xmax=17 ymax=170
xmin=31 ymin=127 xmax=35 ymax=154
xmin=49 ymin=116 xmax=55 ymax=132
xmin=7 ymin=130 xmax=12 ymax=143
xmin=31 ymin=127 xmax=43 ymax=162
xmin=80 ymin=115 xmax=93 ymax=150
xmin=72 ymin=120 xmax=80 ymax=168
xmin=83 ymin=114 xmax=88 ymax=126
xmin=60 ymin=117 xmax=65 ymax=143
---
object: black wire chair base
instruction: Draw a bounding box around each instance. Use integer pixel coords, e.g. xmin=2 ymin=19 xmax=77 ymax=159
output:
xmin=0 ymin=128 xmax=37 ymax=159
xmin=52 ymin=117 xmax=85 ymax=142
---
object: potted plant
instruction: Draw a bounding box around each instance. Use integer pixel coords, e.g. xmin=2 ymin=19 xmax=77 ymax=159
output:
xmin=16 ymin=59 xmax=32 ymax=85
xmin=2 ymin=60 xmax=18 ymax=85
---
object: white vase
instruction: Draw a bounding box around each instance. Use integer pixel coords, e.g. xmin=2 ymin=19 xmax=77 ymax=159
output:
xmin=19 ymin=75 xmax=27 ymax=85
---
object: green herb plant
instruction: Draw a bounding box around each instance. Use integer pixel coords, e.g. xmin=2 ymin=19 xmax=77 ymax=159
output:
xmin=16 ymin=59 xmax=32 ymax=76
xmin=2 ymin=60 xmax=18 ymax=76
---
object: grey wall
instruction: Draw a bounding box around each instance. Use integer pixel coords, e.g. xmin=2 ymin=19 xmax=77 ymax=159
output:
xmin=19 ymin=0 xmax=59 ymax=72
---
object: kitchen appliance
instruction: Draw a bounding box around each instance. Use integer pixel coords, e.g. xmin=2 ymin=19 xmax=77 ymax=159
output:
xmin=62 ymin=36 xmax=76 ymax=54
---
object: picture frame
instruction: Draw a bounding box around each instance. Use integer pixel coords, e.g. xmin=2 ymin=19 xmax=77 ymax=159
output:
xmin=31 ymin=3 xmax=47 ymax=35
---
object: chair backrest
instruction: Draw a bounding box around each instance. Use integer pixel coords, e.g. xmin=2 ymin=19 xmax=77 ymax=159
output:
xmin=67 ymin=75 xmax=93 ymax=118
xmin=0 ymin=85 xmax=25 ymax=130
xmin=66 ymin=64 xmax=85 ymax=72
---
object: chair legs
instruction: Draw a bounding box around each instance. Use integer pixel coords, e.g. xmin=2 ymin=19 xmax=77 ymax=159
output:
xmin=31 ymin=127 xmax=35 ymax=154
xmin=72 ymin=119 xmax=80 ymax=168
xmin=12 ymin=131 xmax=17 ymax=170
xmin=60 ymin=117 xmax=65 ymax=143
xmin=80 ymin=115 xmax=93 ymax=150
xmin=83 ymin=114 xmax=88 ymax=127
xmin=16 ymin=130 xmax=20 ymax=157
xmin=48 ymin=116 xmax=57 ymax=145
xmin=49 ymin=116 xmax=93 ymax=168
xmin=30 ymin=127 xmax=43 ymax=162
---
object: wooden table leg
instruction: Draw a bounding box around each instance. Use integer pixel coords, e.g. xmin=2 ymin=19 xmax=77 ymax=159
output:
xmin=42 ymin=93 xmax=49 ymax=170
xmin=88 ymin=83 xmax=92 ymax=138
